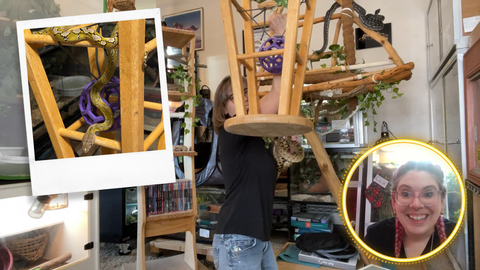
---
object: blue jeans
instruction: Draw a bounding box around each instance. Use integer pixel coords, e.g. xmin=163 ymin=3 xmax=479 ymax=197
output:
xmin=213 ymin=234 xmax=278 ymax=270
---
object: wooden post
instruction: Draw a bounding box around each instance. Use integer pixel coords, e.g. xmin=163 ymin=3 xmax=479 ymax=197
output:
xmin=117 ymin=19 xmax=146 ymax=270
xmin=182 ymin=37 xmax=198 ymax=270
xmin=242 ymin=0 xmax=259 ymax=115
xmin=220 ymin=0 xmax=247 ymax=117
xmin=278 ymin=0 xmax=301 ymax=115
xmin=289 ymin=0 xmax=317 ymax=116
xmin=25 ymin=38 xmax=75 ymax=159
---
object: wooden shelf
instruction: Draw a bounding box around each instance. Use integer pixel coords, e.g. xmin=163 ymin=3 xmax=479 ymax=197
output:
xmin=173 ymin=151 xmax=197 ymax=157
xmin=168 ymin=90 xmax=192 ymax=102
xmin=146 ymin=209 xmax=195 ymax=221
xmin=162 ymin=27 xmax=196 ymax=49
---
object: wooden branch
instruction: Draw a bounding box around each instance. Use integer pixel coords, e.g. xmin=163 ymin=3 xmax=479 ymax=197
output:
xmin=255 ymin=13 xmax=341 ymax=28
xmin=351 ymin=13 xmax=405 ymax=66
xmin=303 ymin=62 xmax=415 ymax=93
xmin=340 ymin=0 xmax=356 ymax=65
xmin=259 ymin=71 xmax=354 ymax=85
xmin=27 ymin=253 xmax=72 ymax=270
xmin=145 ymin=38 xmax=157 ymax=53
xmin=58 ymin=128 xmax=122 ymax=151
xmin=231 ymin=0 xmax=250 ymax=21
xmin=332 ymin=18 xmax=343 ymax=66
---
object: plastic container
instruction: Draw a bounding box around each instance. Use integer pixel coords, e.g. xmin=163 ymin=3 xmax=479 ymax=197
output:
xmin=0 ymin=147 xmax=30 ymax=180
xmin=54 ymin=76 xmax=92 ymax=97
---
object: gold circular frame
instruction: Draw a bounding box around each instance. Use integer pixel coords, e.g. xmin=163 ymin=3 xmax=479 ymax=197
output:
xmin=341 ymin=139 xmax=466 ymax=264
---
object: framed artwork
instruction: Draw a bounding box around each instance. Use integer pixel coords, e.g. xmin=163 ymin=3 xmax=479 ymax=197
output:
xmin=355 ymin=23 xmax=392 ymax=50
xmin=163 ymin=8 xmax=204 ymax=51
xmin=16 ymin=9 xmax=176 ymax=195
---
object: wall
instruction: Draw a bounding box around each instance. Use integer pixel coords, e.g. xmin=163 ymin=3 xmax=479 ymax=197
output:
xmin=155 ymin=0 xmax=431 ymax=145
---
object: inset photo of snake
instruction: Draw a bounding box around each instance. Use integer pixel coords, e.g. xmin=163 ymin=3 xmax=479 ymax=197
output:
xmin=341 ymin=139 xmax=466 ymax=264
xmin=16 ymin=9 xmax=182 ymax=195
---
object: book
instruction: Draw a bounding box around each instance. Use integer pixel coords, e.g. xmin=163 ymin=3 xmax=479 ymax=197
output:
xmin=291 ymin=212 xmax=331 ymax=223
xmin=294 ymin=222 xmax=334 ymax=233
xmin=291 ymin=220 xmax=331 ymax=230
xmin=145 ymin=179 xmax=193 ymax=216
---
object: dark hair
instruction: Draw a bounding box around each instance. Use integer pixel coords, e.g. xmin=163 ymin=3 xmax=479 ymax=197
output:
xmin=212 ymin=75 xmax=247 ymax=134
xmin=391 ymin=161 xmax=447 ymax=198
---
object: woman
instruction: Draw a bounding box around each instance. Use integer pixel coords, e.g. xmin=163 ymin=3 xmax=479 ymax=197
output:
xmin=211 ymin=14 xmax=286 ymax=270
xmin=364 ymin=161 xmax=456 ymax=258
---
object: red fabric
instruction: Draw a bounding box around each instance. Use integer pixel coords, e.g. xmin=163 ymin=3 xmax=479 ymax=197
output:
xmin=365 ymin=181 xmax=384 ymax=209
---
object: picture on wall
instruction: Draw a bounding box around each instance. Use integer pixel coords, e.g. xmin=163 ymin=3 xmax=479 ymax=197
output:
xmin=355 ymin=23 xmax=392 ymax=50
xmin=163 ymin=8 xmax=204 ymax=51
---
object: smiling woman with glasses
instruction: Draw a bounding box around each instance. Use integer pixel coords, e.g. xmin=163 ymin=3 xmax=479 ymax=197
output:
xmin=364 ymin=161 xmax=457 ymax=258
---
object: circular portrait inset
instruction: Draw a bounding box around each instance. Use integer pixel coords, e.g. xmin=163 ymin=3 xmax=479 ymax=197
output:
xmin=342 ymin=139 xmax=465 ymax=263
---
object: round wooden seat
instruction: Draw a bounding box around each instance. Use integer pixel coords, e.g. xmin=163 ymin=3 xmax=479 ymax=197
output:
xmin=224 ymin=114 xmax=313 ymax=137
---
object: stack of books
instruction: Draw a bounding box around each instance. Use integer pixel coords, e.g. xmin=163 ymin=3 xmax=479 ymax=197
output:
xmin=146 ymin=179 xmax=193 ymax=215
xmin=291 ymin=212 xmax=333 ymax=240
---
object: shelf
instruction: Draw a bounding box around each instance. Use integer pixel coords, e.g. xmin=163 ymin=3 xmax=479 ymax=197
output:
xmin=173 ymin=151 xmax=197 ymax=157
xmin=146 ymin=209 xmax=195 ymax=221
xmin=162 ymin=27 xmax=196 ymax=49
xmin=168 ymin=90 xmax=193 ymax=102
xmin=0 ymin=182 xmax=32 ymax=200
xmin=1 ymin=219 xmax=63 ymax=239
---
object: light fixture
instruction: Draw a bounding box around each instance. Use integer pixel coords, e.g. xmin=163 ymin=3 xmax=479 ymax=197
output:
xmin=28 ymin=194 xmax=69 ymax=219
xmin=375 ymin=121 xmax=393 ymax=145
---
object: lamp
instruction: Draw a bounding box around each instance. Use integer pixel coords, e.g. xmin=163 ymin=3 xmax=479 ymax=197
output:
xmin=28 ymin=194 xmax=69 ymax=219
xmin=375 ymin=121 xmax=393 ymax=145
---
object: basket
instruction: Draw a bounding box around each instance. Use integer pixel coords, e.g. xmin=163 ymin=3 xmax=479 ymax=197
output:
xmin=6 ymin=232 xmax=49 ymax=262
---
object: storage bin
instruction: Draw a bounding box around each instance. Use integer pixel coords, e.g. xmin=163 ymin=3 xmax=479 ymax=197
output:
xmin=54 ymin=76 xmax=91 ymax=97
xmin=0 ymin=147 xmax=30 ymax=180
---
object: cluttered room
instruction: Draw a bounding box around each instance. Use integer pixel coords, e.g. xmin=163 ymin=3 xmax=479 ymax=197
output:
xmin=1 ymin=0 xmax=480 ymax=269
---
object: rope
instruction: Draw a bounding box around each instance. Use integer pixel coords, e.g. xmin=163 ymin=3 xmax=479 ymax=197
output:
xmin=318 ymin=103 xmax=348 ymax=116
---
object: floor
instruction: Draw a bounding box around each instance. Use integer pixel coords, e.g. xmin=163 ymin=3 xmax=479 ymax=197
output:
xmin=99 ymin=230 xmax=290 ymax=270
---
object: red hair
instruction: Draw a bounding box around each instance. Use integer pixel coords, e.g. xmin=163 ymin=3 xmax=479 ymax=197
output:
xmin=394 ymin=216 xmax=447 ymax=258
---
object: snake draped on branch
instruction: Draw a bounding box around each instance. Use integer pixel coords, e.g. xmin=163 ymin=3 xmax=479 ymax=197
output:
xmin=314 ymin=1 xmax=385 ymax=55
xmin=34 ymin=24 xmax=121 ymax=153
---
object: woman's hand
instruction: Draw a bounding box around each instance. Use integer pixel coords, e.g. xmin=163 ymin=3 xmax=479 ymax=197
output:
xmin=268 ymin=13 xmax=287 ymax=36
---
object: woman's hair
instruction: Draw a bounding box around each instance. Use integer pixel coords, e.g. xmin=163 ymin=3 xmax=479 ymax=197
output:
xmin=391 ymin=161 xmax=447 ymax=197
xmin=392 ymin=161 xmax=448 ymax=257
xmin=212 ymin=75 xmax=247 ymax=134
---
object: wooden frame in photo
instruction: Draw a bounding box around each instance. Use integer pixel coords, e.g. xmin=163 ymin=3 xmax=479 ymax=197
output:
xmin=16 ymin=9 xmax=176 ymax=195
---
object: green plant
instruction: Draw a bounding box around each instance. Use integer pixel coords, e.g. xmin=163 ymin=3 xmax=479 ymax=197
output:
xmin=168 ymin=64 xmax=202 ymax=135
xmin=357 ymin=79 xmax=402 ymax=132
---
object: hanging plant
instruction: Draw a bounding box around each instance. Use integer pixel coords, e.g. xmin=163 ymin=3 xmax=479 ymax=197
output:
xmin=168 ymin=64 xmax=202 ymax=135
xmin=357 ymin=79 xmax=402 ymax=132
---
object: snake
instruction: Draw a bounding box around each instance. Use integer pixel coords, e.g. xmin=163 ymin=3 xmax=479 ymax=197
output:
xmin=273 ymin=137 xmax=305 ymax=172
xmin=34 ymin=25 xmax=121 ymax=153
xmin=314 ymin=1 xmax=385 ymax=55
xmin=34 ymin=24 xmax=151 ymax=153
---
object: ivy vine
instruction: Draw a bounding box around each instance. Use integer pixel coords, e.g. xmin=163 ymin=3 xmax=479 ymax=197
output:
xmin=357 ymin=80 xmax=402 ymax=132
xmin=168 ymin=64 xmax=202 ymax=135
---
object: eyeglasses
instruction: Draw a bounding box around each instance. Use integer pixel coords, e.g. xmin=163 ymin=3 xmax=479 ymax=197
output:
xmin=228 ymin=88 xmax=248 ymax=102
xmin=393 ymin=190 xmax=442 ymax=207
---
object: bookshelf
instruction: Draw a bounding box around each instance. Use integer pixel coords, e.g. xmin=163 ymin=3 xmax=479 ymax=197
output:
xmin=132 ymin=26 xmax=202 ymax=270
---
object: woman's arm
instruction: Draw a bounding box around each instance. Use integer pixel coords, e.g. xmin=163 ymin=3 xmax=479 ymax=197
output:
xmin=259 ymin=14 xmax=286 ymax=115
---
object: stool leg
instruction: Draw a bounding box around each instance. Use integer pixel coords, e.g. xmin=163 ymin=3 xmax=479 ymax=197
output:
xmin=278 ymin=0 xmax=301 ymax=115
xmin=220 ymin=0 xmax=248 ymax=117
